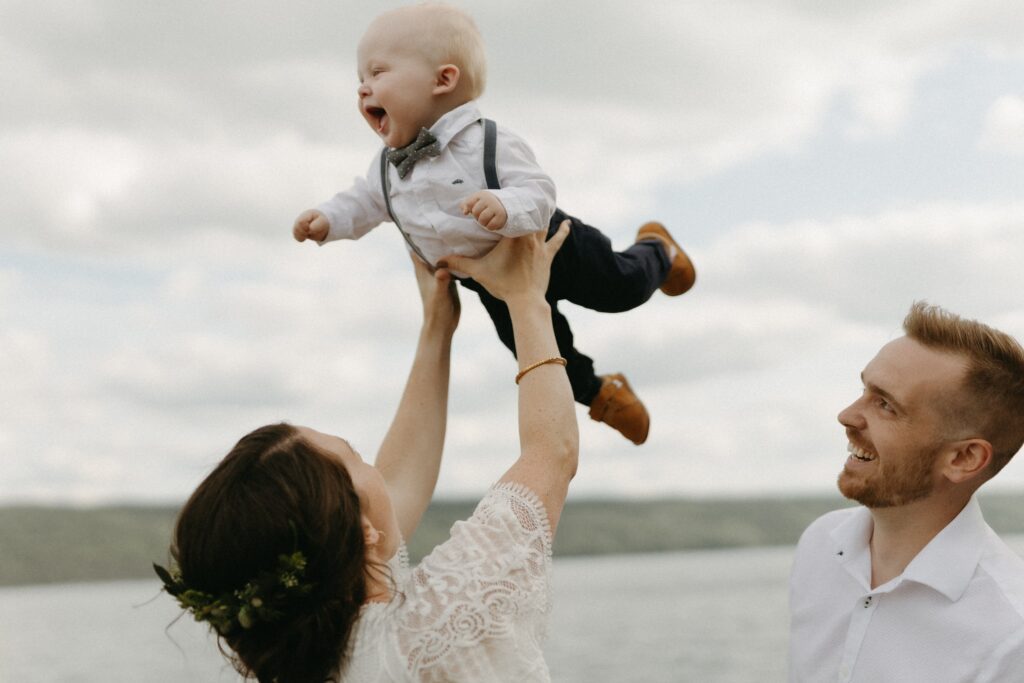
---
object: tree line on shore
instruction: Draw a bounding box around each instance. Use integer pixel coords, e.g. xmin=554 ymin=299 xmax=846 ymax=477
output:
xmin=2 ymin=492 xmax=1023 ymax=586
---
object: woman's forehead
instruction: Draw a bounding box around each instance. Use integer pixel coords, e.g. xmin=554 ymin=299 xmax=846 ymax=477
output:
xmin=296 ymin=426 xmax=354 ymax=456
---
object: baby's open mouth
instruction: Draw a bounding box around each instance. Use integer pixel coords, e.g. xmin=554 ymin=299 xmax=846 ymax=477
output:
xmin=847 ymin=443 xmax=877 ymax=462
xmin=366 ymin=106 xmax=387 ymax=133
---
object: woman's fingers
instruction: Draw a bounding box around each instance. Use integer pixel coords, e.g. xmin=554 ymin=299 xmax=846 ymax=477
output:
xmin=410 ymin=253 xmax=460 ymax=330
xmin=435 ymin=220 xmax=569 ymax=301
xmin=410 ymin=253 xmax=439 ymax=301
xmin=545 ymin=219 xmax=571 ymax=257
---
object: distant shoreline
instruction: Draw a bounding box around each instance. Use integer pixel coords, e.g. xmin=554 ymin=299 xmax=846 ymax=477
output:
xmin=3 ymin=492 xmax=1023 ymax=587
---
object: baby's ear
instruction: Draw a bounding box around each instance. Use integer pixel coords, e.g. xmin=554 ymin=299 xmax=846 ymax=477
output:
xmin=433 ymin=64 xmax=460 ymax=94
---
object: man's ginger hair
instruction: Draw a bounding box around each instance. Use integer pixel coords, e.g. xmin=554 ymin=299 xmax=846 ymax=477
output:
xmin=904 ymin=301 xmax=1024 ymax=473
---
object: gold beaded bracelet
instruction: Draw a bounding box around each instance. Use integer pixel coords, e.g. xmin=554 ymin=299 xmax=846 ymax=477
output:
xmin=515 ymin=357 xmax=568 ymax=385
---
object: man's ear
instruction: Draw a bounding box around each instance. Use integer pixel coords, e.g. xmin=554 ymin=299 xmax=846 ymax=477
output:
xmin=943 ymin=439 xmax=994 ymax=484
xmin=433 ymin=64 xmax=460 ymax=94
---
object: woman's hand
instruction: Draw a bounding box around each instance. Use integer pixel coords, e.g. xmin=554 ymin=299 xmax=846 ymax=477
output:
xmin=438 ymin=220 xmax=570 ymax=304
xmin=412 ymin=255 xmax=460 ymax=337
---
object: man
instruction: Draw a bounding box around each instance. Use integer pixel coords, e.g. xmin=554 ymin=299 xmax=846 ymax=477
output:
xmin=789 ymin=302 xmax=1024 ymax=682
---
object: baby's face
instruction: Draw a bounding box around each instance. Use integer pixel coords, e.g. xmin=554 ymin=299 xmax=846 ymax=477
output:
xmin=356 ymin=20 xmax=442 ymax=148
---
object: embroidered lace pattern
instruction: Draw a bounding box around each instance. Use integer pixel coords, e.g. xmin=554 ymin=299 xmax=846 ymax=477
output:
xmin=342 ymin=482 xmax=553 ymax=682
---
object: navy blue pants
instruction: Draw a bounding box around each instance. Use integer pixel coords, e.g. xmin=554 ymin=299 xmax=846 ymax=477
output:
xmin=458 ymin=209 xmax=670 ymax=405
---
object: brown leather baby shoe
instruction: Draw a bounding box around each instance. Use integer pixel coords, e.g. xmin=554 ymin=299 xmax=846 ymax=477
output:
xmin=635 ymin=221 xmax=696 ymax=296
xmin=588 ymin=373 xmax=650 ymax=445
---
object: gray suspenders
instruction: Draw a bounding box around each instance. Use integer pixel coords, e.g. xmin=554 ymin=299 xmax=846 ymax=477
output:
xmin=379 ymin=118 xmax=500 ymax=267
xmin=481 ymin=118 xmax=500 ymax=191
xmin=379 ymin=148 xmax=431 ymax=265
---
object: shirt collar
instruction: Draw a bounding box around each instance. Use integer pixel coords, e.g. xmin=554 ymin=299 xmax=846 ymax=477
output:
xmin=829 ymin=496 xmax=988 ymax=602
xmin=428 ymin=100 xmax=482 ymax=150
xmin=829 ymin=506 xmax=874 ymax=591
xmin=900 ymin=496 xmax=987 ymax=602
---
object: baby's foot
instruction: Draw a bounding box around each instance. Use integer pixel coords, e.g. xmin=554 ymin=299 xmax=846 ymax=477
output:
xmin=636 ymin=222 xmax=696 ymax=296
xmin=589 ymin=373 xmax=649 ymax=445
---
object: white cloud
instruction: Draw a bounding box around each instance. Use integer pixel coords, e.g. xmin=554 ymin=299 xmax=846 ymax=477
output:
xmin=5 ymin=1 xmax=1023 ymax=248
xmin=0 ymin=127 xmax=374 ymax=249
xmin=4 ymin=198 xmax=1024 ymax=502
xmin=979 ymin=94 xmax=1024 ymax=155
xmin=3 ymin=1 xmax=1024 ymax=502
xmin=480 ymin=0 xmax=1022 ymax=226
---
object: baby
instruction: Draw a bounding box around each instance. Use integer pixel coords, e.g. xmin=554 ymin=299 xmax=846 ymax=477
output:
xmin=292 ymin=3 xmax=696 ymax=445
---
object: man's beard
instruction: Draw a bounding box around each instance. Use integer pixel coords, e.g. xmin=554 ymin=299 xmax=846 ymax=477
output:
xmin=837 ymin=443 xmax=940 ymax=508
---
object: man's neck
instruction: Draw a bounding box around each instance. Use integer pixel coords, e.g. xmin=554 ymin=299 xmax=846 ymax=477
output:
xmin=867 ymin=491 xmax=971 ymax=588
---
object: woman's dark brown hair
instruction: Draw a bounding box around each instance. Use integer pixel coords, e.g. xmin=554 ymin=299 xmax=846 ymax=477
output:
xmin=171 ymin=423 xmax=367 ymax=682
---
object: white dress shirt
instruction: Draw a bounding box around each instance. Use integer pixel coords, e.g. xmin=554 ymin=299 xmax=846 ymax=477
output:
xmin=789 ymin=497 xmax=1024 ymax=682
xmin=316 ymin=100 xmax=556 ymax=267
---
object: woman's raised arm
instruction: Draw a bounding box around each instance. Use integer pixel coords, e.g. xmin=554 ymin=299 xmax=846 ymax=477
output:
xmin=440 ymin=222 xmax=578 ymax=534
xmin=374 ymin=256 xmax=460 ymax=541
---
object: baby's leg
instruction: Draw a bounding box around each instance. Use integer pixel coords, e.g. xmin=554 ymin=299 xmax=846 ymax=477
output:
xmin=458 ymin=222 xmax=658 ymax=445
xmin=547 ymin=210 xmax=691 ymax=312
xmin=539 ymin=211 xmax=688 ymax=445
xmin=456 ymin=278 xmax=603 ymax=406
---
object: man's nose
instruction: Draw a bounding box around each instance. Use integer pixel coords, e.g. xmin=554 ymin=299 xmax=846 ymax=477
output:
xmin=837 ymin=397 xmax=865 ymax=430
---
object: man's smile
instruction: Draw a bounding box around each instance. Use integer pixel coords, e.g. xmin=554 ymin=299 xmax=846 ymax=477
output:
xmin=847 ymin=442 xmax=877 ymax=462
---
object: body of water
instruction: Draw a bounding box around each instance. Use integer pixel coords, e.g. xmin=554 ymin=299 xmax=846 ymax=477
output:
xmin=3 ymin=538 xmax=1019 ymax=682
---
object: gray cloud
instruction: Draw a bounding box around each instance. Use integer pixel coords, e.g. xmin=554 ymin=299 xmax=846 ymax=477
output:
xmin=6 ymin=0 xmax=1023 ymax=250
xmin=3 ymin=1 xmax=1024 ymax=502
xmin=6 ymin=197 xmax=1024 ymax=502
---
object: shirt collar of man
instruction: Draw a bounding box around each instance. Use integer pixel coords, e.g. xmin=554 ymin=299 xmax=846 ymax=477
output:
xmin=828 ymin=496 xmax=987 ymax=601
xmin=427 ymin=100 xmax=482 ymax=151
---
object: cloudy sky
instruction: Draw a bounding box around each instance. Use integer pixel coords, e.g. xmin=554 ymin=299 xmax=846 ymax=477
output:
xmin=2 ymin=0 xmax=1023 ymax=504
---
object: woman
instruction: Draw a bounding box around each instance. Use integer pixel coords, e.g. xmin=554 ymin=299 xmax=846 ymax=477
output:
xmin=157 ymin=222 xmax=577 ymax=682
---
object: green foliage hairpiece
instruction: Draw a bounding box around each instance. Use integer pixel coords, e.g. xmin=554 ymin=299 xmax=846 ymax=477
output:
xmin=154 ymin=551 xmax=314 ymax=634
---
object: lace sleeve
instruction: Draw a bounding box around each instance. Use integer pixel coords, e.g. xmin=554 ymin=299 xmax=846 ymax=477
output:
xmin=394 ymin=482 xmax=554 ymax=682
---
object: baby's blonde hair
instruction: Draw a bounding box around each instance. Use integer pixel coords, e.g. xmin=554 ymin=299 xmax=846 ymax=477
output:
xmin=377 ymin=3 xmax=487 ymax=100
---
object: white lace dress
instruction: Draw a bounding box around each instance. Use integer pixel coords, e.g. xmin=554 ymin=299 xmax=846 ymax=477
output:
xmin=340 ymin=483 xmax=553 ymax=682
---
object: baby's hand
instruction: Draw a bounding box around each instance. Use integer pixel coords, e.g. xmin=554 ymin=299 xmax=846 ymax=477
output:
xmin=293 ymin=209 xmax=329 ymax=242
xmin=460 ymin=191 xmax=508 ymax=231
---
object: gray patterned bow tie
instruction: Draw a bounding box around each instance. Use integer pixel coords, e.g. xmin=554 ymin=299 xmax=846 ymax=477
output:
xmin=386 ymin=128 xmax=441 ymax=179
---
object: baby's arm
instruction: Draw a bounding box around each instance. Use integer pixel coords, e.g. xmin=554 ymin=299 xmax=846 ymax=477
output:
xmin=292 ymin=209 xmax=330 ymax=242
xmin=290 ymin=157 xmax=390 ymax=246
xmin=460 ymin=191 xmax=508 ymax=231
xmin=466 ymin=127 xmax=556 ymax=237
